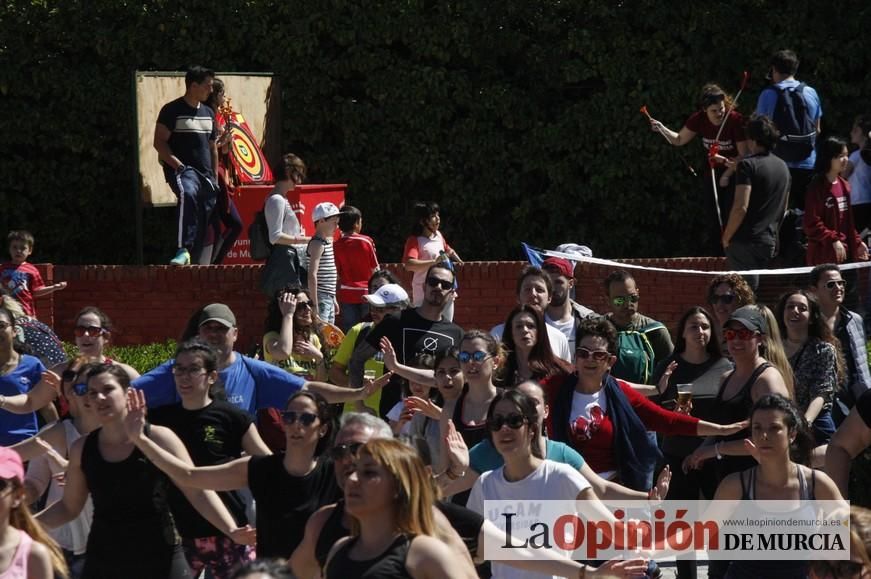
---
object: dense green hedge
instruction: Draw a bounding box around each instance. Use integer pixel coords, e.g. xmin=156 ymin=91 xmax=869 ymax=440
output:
xmin=2 ymin=1 xmax=870 ymax=264
xmin=63 ymin=340 xmax=177 ymax=374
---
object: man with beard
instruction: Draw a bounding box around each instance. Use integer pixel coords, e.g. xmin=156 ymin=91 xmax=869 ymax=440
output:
xmin=540 ymin=257 xmax=597 ymax=352
xmin=133 ymin=303 xmax=381 ymax=413
xmin=352 ymin=264 xmax=464 ymax=418
xmin=488 ymin=266 xmax=573 ymax=361
xmin=604 ymin=270 xmax=673 ymax=385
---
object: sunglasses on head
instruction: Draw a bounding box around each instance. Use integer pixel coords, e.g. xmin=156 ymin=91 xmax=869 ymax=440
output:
xmin=710 ymin=293 xmax=737 ymax=305
xmin=611 ymin=295 xmax=639 ymax=307
xmin=281 ymin=411 xmax=318 ymax=427
xmin=825 ymin=279 xmax=846 ymax=289
xmin=329 ymin=442 xmax=364 ymax=461
xmin=723 ymin=327 xmax=758 ymax=341
xmin=576 ymin=347 xmax=610 ymax=362
xmin=488 ymin=413 xmax=527 ymax=431
xmin=458 ymin=350 xmax=490 ymax=364
xmin=426 ymin=277 xmax=453 ymax=291
xmin=74 ymin=325 xmax=107 ymax=338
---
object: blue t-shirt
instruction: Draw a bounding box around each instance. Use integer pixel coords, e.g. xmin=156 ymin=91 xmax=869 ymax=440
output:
xmin=133 ymin=353 xmax=305 ymax=414
xmin=469 ymin=437 xmax=585 ymax=475
xmin=0 ymin=355 xmax=46 ymax=445
xmin=755 ymin=79 xmax=822 ymax=170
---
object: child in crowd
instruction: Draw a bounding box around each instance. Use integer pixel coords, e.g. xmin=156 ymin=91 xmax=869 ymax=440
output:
xmin=0 ymin=231 xmax=66 ymax=318
xmin=386 ymin=353 xmax=437 ymax=435
xmin=333 ymin=205 xmax=379 ymax=332
xmin=307 ymin=203 xmax=340 ymax=325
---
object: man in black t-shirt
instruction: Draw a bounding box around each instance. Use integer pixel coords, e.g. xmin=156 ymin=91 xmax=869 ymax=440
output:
xmin=350 ymin=263 xmax=464 ymax=417
xmin=154 ymin=65 xmax=219 ymax=266
xmin=721 ymin=114 xmax=791 ymax=288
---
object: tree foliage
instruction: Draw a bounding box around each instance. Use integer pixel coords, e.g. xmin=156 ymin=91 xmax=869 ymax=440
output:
xmin=2 ymin=0 xmax=870 ymax=264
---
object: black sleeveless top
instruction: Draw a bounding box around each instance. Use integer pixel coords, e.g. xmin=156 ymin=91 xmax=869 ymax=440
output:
xmin=81 ymin=426 xmax=189 ymax=578
xmin=714 ymin=363 xmax=771 ymax=478
xmin=316 ymin=500 xmax=348 ymax=567
xmin=325 ymin=534 xmax=413 ymax=579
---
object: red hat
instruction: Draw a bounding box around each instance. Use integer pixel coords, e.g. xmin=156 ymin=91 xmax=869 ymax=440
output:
xmin=0 ymin=447 xmax=24 ymax=484
xmin=541 ymin=257 xmax=575 ymax=279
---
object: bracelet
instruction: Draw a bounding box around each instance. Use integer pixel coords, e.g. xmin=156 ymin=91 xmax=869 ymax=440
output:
xmin=445 ymin=467 xmax=466 ymax=480
xmin=715 ymin=442 xmax=723 ymax=460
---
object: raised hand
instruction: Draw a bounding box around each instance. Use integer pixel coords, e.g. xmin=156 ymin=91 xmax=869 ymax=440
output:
xmin=405 ymin=396 xmax=442 ymax=420
xmin=649 ymin=465 xmax=671 ymax=502
xmin=278 ymin=291 xmax=298 ymax=317
xmin=123 ymin=388 xmax=148 ymax=442
xmin=41 ymin=370 xmax=62 ymax=398
xmin=720 ymin=419 xmax=749 ymax=436
xmin=35 ymin=438 xmax=69 ymax=471
xmin=379 ymin=337 xmax=398 ymax=371
xmin=444 ymin=419 xmax=469 ymax=473
xmin=363 ymin=371 xmax=393 ymax=398
xmin=657 ymin=361 xmax=677 ymax=395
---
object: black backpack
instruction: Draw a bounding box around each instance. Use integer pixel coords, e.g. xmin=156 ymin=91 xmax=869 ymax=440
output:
xmin=770 ymin=83 xmax=816 ymax=163
xmin=248 ymin=209 xmax=272 ymax=261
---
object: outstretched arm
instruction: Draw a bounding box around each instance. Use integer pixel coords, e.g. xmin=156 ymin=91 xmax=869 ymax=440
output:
xmin=0 ymin=370 xmax=59 ymax=415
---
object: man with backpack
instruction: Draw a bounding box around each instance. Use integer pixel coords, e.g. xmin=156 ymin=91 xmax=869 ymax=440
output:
xmin=603 ymin=270 xmax=673 ymax=385
xmin=755 ymin=49 xmax=822 ymax=210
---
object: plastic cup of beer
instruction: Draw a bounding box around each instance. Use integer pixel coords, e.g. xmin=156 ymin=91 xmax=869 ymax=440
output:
xmin=676 ymin=383 xmax=693 ymax=414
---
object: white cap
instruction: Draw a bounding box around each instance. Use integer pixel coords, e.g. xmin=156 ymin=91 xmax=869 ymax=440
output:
xmin=363 ymin=284 xmax=409 ymax=307
xmin=312 ymin=202 xmax=341 ymax=222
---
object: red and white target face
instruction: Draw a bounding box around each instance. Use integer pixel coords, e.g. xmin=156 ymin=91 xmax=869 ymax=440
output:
xmin=228 ymin=123 xmax=266 ymax=181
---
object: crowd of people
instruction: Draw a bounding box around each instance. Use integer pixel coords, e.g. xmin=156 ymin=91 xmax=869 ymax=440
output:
xmin=1 ymin=50 xmax=871 ymax=578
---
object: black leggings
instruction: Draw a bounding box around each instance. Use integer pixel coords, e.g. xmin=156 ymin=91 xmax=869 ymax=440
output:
xmin=82 ymin=546 xmax=192 ymax=579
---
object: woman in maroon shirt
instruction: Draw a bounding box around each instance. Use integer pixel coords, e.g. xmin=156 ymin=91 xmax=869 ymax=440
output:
xmin=547 ymin=317 xmax=745 ymax=490
xmin=804 ymin=135 xmax=869 ymax=265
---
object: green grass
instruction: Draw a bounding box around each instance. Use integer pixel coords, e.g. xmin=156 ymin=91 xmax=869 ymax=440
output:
xmin=62 ymin=340 xmax=177 ymax=374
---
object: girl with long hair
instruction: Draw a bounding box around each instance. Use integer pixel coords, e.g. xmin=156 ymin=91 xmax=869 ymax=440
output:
xmin=714 ymin=394 xmax=843 ymax=579
xmin=125 ymin=389 xmax=342 ymax=560
xmin=402 ymin=202 xmax=463 ymax=322
xmin=147 ymin=340 xmax=270 ymax=577
xmin=777 ymin=290 xmax=844 ymax=444
xmin=263 ymin=286 xmax=327 ymax=381
xmin=324 ymin=437 xmax=477 ymax=579
xmin=0 ymin=447 xmax=67 ymax=578
xmin=37 ymin=364 xmax=249 ymax=579
xmin=804 ymin=135 xmax=869 ymax=265
xmin=501 ymin=305 xmax=572 ymax=387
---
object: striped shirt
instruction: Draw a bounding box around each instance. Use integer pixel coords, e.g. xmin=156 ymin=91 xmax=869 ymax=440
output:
xmin=307 ymin=236 xmax=337 ymax=298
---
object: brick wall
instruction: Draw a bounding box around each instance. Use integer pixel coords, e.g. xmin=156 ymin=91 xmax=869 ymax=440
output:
xmin=32 ymin=258 xmax=823 ymax=350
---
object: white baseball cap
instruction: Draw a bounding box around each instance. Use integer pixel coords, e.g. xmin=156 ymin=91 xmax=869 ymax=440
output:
xmin=312 ymin=202 xmax=341 ymax=223
xmin=363 ymin=284 xmax=409 ymax=307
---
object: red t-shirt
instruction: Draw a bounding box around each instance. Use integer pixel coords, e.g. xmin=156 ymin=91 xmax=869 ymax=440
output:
xmin=684 ymin=110 xmax=746 ymax=159
xmin=0 ymin=262 xmax=44 ymax=316
xmin=830 ymin=179 xmax=850 ymax=235
xmin=565 ymin=380 xmax=699 ymax=475
xmin=333 ymin=233 xmax=379 ymax=304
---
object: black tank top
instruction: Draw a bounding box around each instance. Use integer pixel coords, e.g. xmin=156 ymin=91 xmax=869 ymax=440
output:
xmin=316 ymin=500 xmax=348 ymax=568
xmin=326 ymin=534 xmax=413 ymax=579
xmin=81 ymin=426 xmax=188 ymax=577
xmin=714 ymin=363 xmax=771 ymax=478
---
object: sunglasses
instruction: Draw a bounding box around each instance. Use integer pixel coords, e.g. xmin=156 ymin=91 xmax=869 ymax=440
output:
xmin=576 ymin=347 xmax=611 ymax=362
xmin=0 ymin=322 xmax=11 ymax=332
xmin=72 ymin=382 xmax=89 ymax=397
xmin=825 ymin=280 xmax=847 ymax=289
xmin=329 ymin=442 xmax=364 ymax=461
xmin=488 ymin=413 xmax=527 ymax=432
xmin=0 ymin=479 xmax=12 ymax=493
xmin=74 ymin=325 xmax=107 ymax=338
xmin=611 ymin=295 xmax=639 ymax=307
xmin=296 ymin=302 xmax=313 ymax=310
xmin=710 ymin=293 xmax=736 ymax=305
xmin=723 ymin=327 xmax=758 ymax=341
xmin=281 ymin=411 xmax=318 ymax=426
xmin=61 ymin=369 xmax=78 ymax=383
xmin=426 ymin=277 xmax=453 ymax=291
xmin=458 ymin=350 xmax=490 ymax=364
